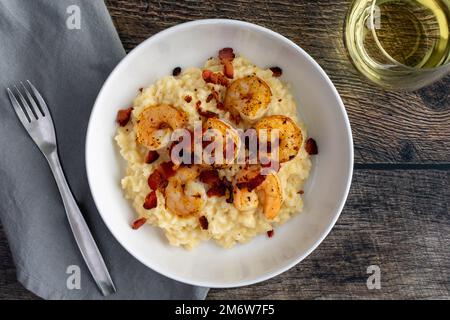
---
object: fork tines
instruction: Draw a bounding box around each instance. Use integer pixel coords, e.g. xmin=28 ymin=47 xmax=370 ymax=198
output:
xmin=7 ymin=80 xmax=49 ymax=125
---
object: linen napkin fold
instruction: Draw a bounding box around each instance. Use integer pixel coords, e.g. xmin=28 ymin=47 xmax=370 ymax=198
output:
xmin=0 ymin=0 xmax=208 ymax=300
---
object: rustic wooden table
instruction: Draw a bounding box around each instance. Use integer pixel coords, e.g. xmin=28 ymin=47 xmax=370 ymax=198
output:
xmin=1 ymin=0 xmax=449 ymax=299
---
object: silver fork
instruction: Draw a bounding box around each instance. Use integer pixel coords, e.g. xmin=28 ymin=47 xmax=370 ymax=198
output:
xmin=7 ymin=81 xmax=116 ymax=296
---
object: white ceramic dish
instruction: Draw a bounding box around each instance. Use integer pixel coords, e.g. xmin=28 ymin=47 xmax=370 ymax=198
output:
xmin=86 ymin=19 xmax=353 ymax=288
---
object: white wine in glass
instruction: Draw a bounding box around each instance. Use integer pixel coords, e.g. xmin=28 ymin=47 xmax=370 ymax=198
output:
xmin=345 ymin=0 xmax=450 ymax=90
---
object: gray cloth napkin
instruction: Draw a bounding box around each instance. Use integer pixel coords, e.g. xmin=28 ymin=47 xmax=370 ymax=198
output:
xmin=0 ymin=0 xmax=208 ymax=300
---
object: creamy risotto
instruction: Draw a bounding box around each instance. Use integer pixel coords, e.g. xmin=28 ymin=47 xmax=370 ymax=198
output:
xmin=115 ymin=49 xmax=313 ymax=249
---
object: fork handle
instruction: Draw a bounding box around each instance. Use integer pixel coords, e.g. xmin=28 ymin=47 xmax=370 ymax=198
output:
xmin=46 ymin=151 xmax=116 ymax=296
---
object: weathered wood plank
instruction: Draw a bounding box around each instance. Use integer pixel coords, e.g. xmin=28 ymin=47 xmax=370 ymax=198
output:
xmin=1 ymin=0 xmax=449 ymax=301
xmin=208 ymin=169 xmax=450 ymax=299
xmin=1 ymin=169 xmax=449 ymax=299
xmin=104 ymin=0 xmax=450 ymax=164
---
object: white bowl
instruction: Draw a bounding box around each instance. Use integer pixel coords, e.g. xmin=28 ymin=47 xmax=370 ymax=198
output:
xmin=86 ymin=19 xmax=353 ymax=288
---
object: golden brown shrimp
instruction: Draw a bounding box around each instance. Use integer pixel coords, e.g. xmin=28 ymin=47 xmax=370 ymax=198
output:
xmin=165 ymin=166 xmax=206 ymax=217
xmin=224 ymin=75 xmax=272 ymax=122
xmin=233 ymin=166 xmax=261 ymax=212
xmin=254 ymin=115 xmax=303 ymax=163
xmin=233 ymin=187 xmax=259 ymax=212
xmin=136 ymin=104 xmax=187 ymax=150
xmin=232 ymin=166 xmax=283 ymax=219
xmin=203 ymin=118 xmax=241 ymax=166
xmin=256 ymin=173 xmax=283 ymax=220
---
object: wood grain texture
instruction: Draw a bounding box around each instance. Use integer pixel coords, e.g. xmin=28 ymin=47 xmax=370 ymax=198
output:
xmin=1 ymin=170 xmax=449 ymax=299
xmin=209 ymin=169 xmax=450 ymax=299
xmin=104 ymin=0 xmax=450 ymax=164
xmin=1 ymin=0 xmax=449 ymax=301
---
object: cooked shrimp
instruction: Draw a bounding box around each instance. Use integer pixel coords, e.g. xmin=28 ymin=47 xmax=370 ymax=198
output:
xmin=165 ymin=166 xmax=206 ymax=217
xmin=203 ymin=118 xmax=241 ymax=165
xmin=233 ymin=187 xmax=259 ymax=212
xmin=256 ymin=173 xmax=283 ymax=220
xmin=233 ymin=166 xmax=283 ymax=219
xmin=224 ymin=75 xmax=272 ymax=122
xmin=233 ymin=165 xmax=260 ymax=211
xmin=136 ymin=104 xmax=187 ymax=150
xmin=255 ymin=115 xmax=303 ymax=163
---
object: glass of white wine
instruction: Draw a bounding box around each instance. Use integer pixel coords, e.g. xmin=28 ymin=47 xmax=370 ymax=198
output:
xmin=344 ymin=0 xmax=450 ymax=90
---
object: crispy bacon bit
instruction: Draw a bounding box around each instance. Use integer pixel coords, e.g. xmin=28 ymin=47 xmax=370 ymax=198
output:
xmin=145 ymin=150 xmax=160 ymax=164
xmin=207 ymin=183 xmax=227 ymax=197
xmin=202 ymin=69 xmax=229 ymax=86
xmin=198 ymin=109 xmax=219 ymax=119
xmin=148 ymin=170 xmax=165 ymax=190
xmin=160 ymin=179 xmax=169 ymax=191
xmin=219 ymin=48 xmax=235 ymax=62
xmin=203 ymin=175 xmax=233 ymax=202
xmin=184 ymin=95 xmax=192 ymax=103
xmin=219 ymin=47 xmax=235 ymax=78
xmin=305 ymin=138 xmax=318 ymax=155
xmin=202 ymin=138 xmax=213 ymax=149
xmin=199 ymin=169 xmax=221 ymax=186
xmin=211 ymin=88 xmax=220 ymax=101
xmin=219 ymin=48 xmax=235 ymax=79
xmin=172 ymin=67 xmax=181 ymax=76
xmin=196 ymin=101 xmax=219 ymax=118
xmin=202 ymin=70 xmax=213 ymax=81
xmin=270 ymin=67 xmax=283 ymax=77
xmin=216 ymin=102 xmax=226 ymax=111
xmin=298 ymin=190 xmax=304 ymax=195
xmin=230 ymin=113 xmax=241 ymax=125
xmin=143 ymin=191 xmax=157 ymax=210
xmin=236 ymin=174 xmax=266 ymax=192
xmin=221 ymin=178 xmax=234 ymax=204
xmin=199 ymin=216 xmax=209 ymax=230
xmin=267 ymin=229 xmax=274 ymax=238
xmin=116 ymin=107 xmax=133 ymax=126
xmin=223 ymin=60 xmax=234 ymax=79
xmin=205 ymin=88 xmax=221 ymax=106
xmin=158 ymin=161 xmax=177 ymax=179
xmin=210 ymin=73 xmax=229 ymax=86
xmin=132 ymin=217 xmax=147 ymax=230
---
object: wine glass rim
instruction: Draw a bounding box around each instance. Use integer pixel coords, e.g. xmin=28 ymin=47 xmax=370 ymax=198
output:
xmin=368 ymin=0 xmax=450 ymax=72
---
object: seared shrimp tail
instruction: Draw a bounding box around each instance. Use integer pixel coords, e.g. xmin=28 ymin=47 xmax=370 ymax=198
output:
xmin=224 ymin=75 xmax=272 ymax=122
xmin=136 ymin=104 xmax=188 ymax=150
xmin=233 ymin=166 xmax=283 ymax=219
xmin=165 ymin=166 xmax=206 ymax=217
xmin=255 ymin=115 xmax=302 ymax=163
